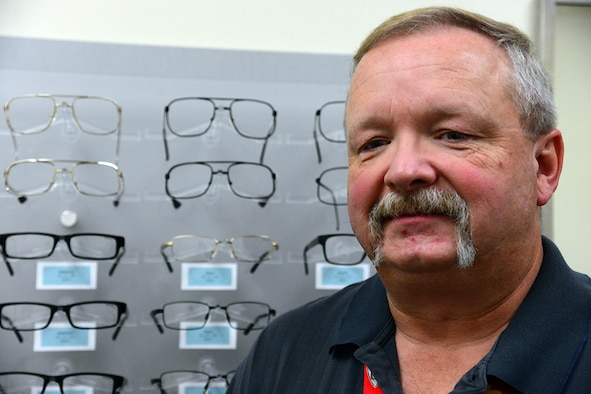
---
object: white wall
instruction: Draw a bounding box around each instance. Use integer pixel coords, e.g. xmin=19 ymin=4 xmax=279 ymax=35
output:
xmin=0 ymin=0 xmax=537 ymax=54
xmin=552 ymin=4 xmax=591 ymax=274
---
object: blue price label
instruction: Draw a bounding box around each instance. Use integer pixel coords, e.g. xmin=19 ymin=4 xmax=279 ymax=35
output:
xmin=179 ymin=322 xmax=237 ymax=349
xmin=36 ymin=262 xmax=97 ymax=290
xmin=316 ymin=263 xmax=370 ymax=290
xmin=181 ymin=263 xmax=237 ymax=290
xmin=33 ymin=323 xmax=96 ymax=351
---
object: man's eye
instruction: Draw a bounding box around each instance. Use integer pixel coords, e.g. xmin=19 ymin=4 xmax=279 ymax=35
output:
xmin=441 ymin=131 xmax=469 ymax=141
xmin=361 ymin=139 xmax=389 ymax=151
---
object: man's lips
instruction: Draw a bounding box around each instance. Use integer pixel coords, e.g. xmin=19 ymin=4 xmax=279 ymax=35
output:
xmin=384 ymin=213 xmax=453 ymax=229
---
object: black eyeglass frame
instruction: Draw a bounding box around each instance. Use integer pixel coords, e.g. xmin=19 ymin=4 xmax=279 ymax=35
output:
xmin=312 ymin=100 xmax=347 ymax=163
xmin=0 ymin=371 xmax=126 ymax=394
xmin=151 ymin=370 xmax=236 ymax=394
xmin=0 ymin=232 xmax=126 ymax=277
xmin=162 ymin=97 xmax=277 ymax=164
xmin=150 ymin=301 xmax=276 ymax=336
xmin=316 ymin=166 xmax=348 ymax=231
xmin=302 ymin=233 xmax=367 ymax=275
xmin=0 ymin=301 xmax=128 ymax=343
xmin=164 ymin=160 xmax=276 ymax=209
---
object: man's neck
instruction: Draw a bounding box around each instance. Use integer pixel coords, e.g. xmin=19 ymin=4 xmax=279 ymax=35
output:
xmin=384 ymin=242 xmax=544 ymax=394
xmin=380 ymin=240 xmax=544 ymax=346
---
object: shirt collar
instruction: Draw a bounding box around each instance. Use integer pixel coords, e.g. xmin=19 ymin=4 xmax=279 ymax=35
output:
xmin=331 ymin=274 xmax=392 ymax=350
xmin=330 ymin=237 xmax=591 ymax=393
xmin=488 ymin=236 xmax=591 ymax=392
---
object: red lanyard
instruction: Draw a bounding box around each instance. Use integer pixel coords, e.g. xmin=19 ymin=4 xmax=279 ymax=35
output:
xmin=363 ymin=365 xmax=385 ymax=394
xmin=363 ymin=364 xmax=512 ymax=393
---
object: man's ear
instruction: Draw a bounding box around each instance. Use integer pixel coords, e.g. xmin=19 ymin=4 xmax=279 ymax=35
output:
xmin=535 ymin=128 xmax=564 ymax=206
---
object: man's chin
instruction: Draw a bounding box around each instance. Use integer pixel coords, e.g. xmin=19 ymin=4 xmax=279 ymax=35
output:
xmin=372 ymin=235 xmax=476 ymax=271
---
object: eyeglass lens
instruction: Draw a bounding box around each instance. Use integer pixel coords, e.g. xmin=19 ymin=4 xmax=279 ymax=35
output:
xmin=322 ymin=235 xmax=366 ymax=265
xmin=2 ymin=233 xmax=121 ymax=260
xmin=162 ymin=302 xmax=272 ymax=331
xmin=0 ymin=302 xmax=122 ymax=330
xmin=0 ymin=372 xmax=122 ymax=394
xmin=6 ymin=95 xmax=120 ymax=135
xmin=166 ymin=162 xmax=274 ymax=200
xmin=5 ymin=160 xmax=121 ymax=197
xmin=170 ymin=235 xmax=276 ymax=263
xmin=166 ymin=98 xmax=275 ymax=138
xmin=318 ymin=101 xmax=346 ymax=142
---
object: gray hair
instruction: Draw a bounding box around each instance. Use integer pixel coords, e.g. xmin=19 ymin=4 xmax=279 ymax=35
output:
xmin=352 ymin=6 xmax=556 ymax=139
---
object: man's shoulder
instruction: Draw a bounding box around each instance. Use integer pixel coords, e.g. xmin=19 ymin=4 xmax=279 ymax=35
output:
xmin=276 ymin=277 xmax=372 ymax=324
xmin=258 ymin=275 xmax=381 ymax=342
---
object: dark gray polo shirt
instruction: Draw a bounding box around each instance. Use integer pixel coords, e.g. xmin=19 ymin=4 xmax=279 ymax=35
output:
xmin=228 ymin=237 xmax=591 ymax=393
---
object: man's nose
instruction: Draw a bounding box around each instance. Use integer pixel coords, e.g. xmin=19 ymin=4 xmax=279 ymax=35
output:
xmin=383 ymin=136 xmax=437 ymax=193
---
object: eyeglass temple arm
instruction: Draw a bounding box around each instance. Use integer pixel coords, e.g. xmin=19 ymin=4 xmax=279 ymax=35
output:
xmin=317 ymin=180 xmax=341 ymax=231
xmin=1 ymin=315 xmax=24 ymax=343
xmin=1 ymin=253 xmax=15 ymax=276
xmin=159 ymin=243 xmax=174 ymax=273
xmin=257 ymin=196 xmax=270 ymax=208
xmin=258 ymin=138 xmax=269 ymax=165
xmin=150 ymin=310 xmax=165 ymax=334
xmin=313 ymin=111 xmax=323 ymax=163
xmin=108 ymin=246 xmax=126 ymax=276
xmin=250 ymin=255 xmax=265 ymax=274
xmin=112 ymin=173 xmax=125 ymax=208
xmin=243 ymin=309 xmax=276 ymax=336
xmin=171 ymin=198 xmax=182 ymax=209
xmin=162 ymin=111 xmax=171 ymax=161
xmin=111 ymin=312 xmax=128 ymax=340
xmin=150 ymin=379 xmax=167 ymax=394
xmin=302 ymin=238 xmax=321 ymax=276
xmin=10 ymin=185 xmax=122 ymax=209
xmin=250 ymin=244 xmax=277 ymax=274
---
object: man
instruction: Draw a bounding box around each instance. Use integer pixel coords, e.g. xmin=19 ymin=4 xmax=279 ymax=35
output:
xmin=228 ymin=6 xmax=591 ymax=393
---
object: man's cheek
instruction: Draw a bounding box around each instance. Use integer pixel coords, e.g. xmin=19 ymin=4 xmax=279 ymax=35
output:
xmin=347 ymin=177 xmax=376 ymax=219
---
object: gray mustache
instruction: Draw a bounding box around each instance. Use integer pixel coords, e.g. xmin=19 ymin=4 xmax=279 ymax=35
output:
xmin=369 ymin=189 xmax=470 ymax=241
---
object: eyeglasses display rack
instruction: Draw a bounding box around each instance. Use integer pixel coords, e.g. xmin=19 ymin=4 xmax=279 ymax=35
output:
xmin=0 ymin=36 xmax=374 ymax=393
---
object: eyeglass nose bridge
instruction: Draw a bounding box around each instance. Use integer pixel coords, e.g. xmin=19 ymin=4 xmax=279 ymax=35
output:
xmin=211 ymin=169 xmax=229 ymax=176
xmin=53 ymin=167 xmax=82 ymax=197
xmin=54 ymin=100 xmax=74 ymax=111
xmin=211 ymin=238 xmax=238 ymax=259
xmin=43 ymin=377 xmax=64 ymax=394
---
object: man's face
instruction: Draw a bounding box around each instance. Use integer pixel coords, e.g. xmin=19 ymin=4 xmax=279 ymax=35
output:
xmin=346 ymin=27 xmax=542 ymax=274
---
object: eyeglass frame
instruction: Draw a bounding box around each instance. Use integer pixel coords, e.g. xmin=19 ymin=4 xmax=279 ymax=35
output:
xmin=151 ymin=370 xmax=235 ymax=394
xmin=162 ymin=97 xmax=277 ymax=164
xmin=164 ymin=160 xmax=276 ymax=209
xmin=0 ymin=232 xmax=126 ymax=277
xmin=0 ymin=371 xmax=126 ymax=394
xmin=316 ymin=166 xmax=348 ymax=231
xmin=150 ymin=301 xmax=276 ymax=336
xmin=312 ymin=100 xmax=347 ymax=163
xmin=160 ymin=234 xmax=278 ymax=274
xmin=302 ymin=233 xmax=367 ymax=275
xmin=4 ymin=158 xmax=125 ymax=207
xmin=0 ymin=300 xmax=128 ymax=343
xmin=4 ymin=93 xmax=123 ymax=162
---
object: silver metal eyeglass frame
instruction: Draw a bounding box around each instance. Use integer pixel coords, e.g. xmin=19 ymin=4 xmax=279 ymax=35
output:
xmin=4 ymin=158 xmax=125 ymax=207
xmin=160 ymin=234 xmax=278 ymax=274
xmin=4 ymin=94 xmax=123 ymax=162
